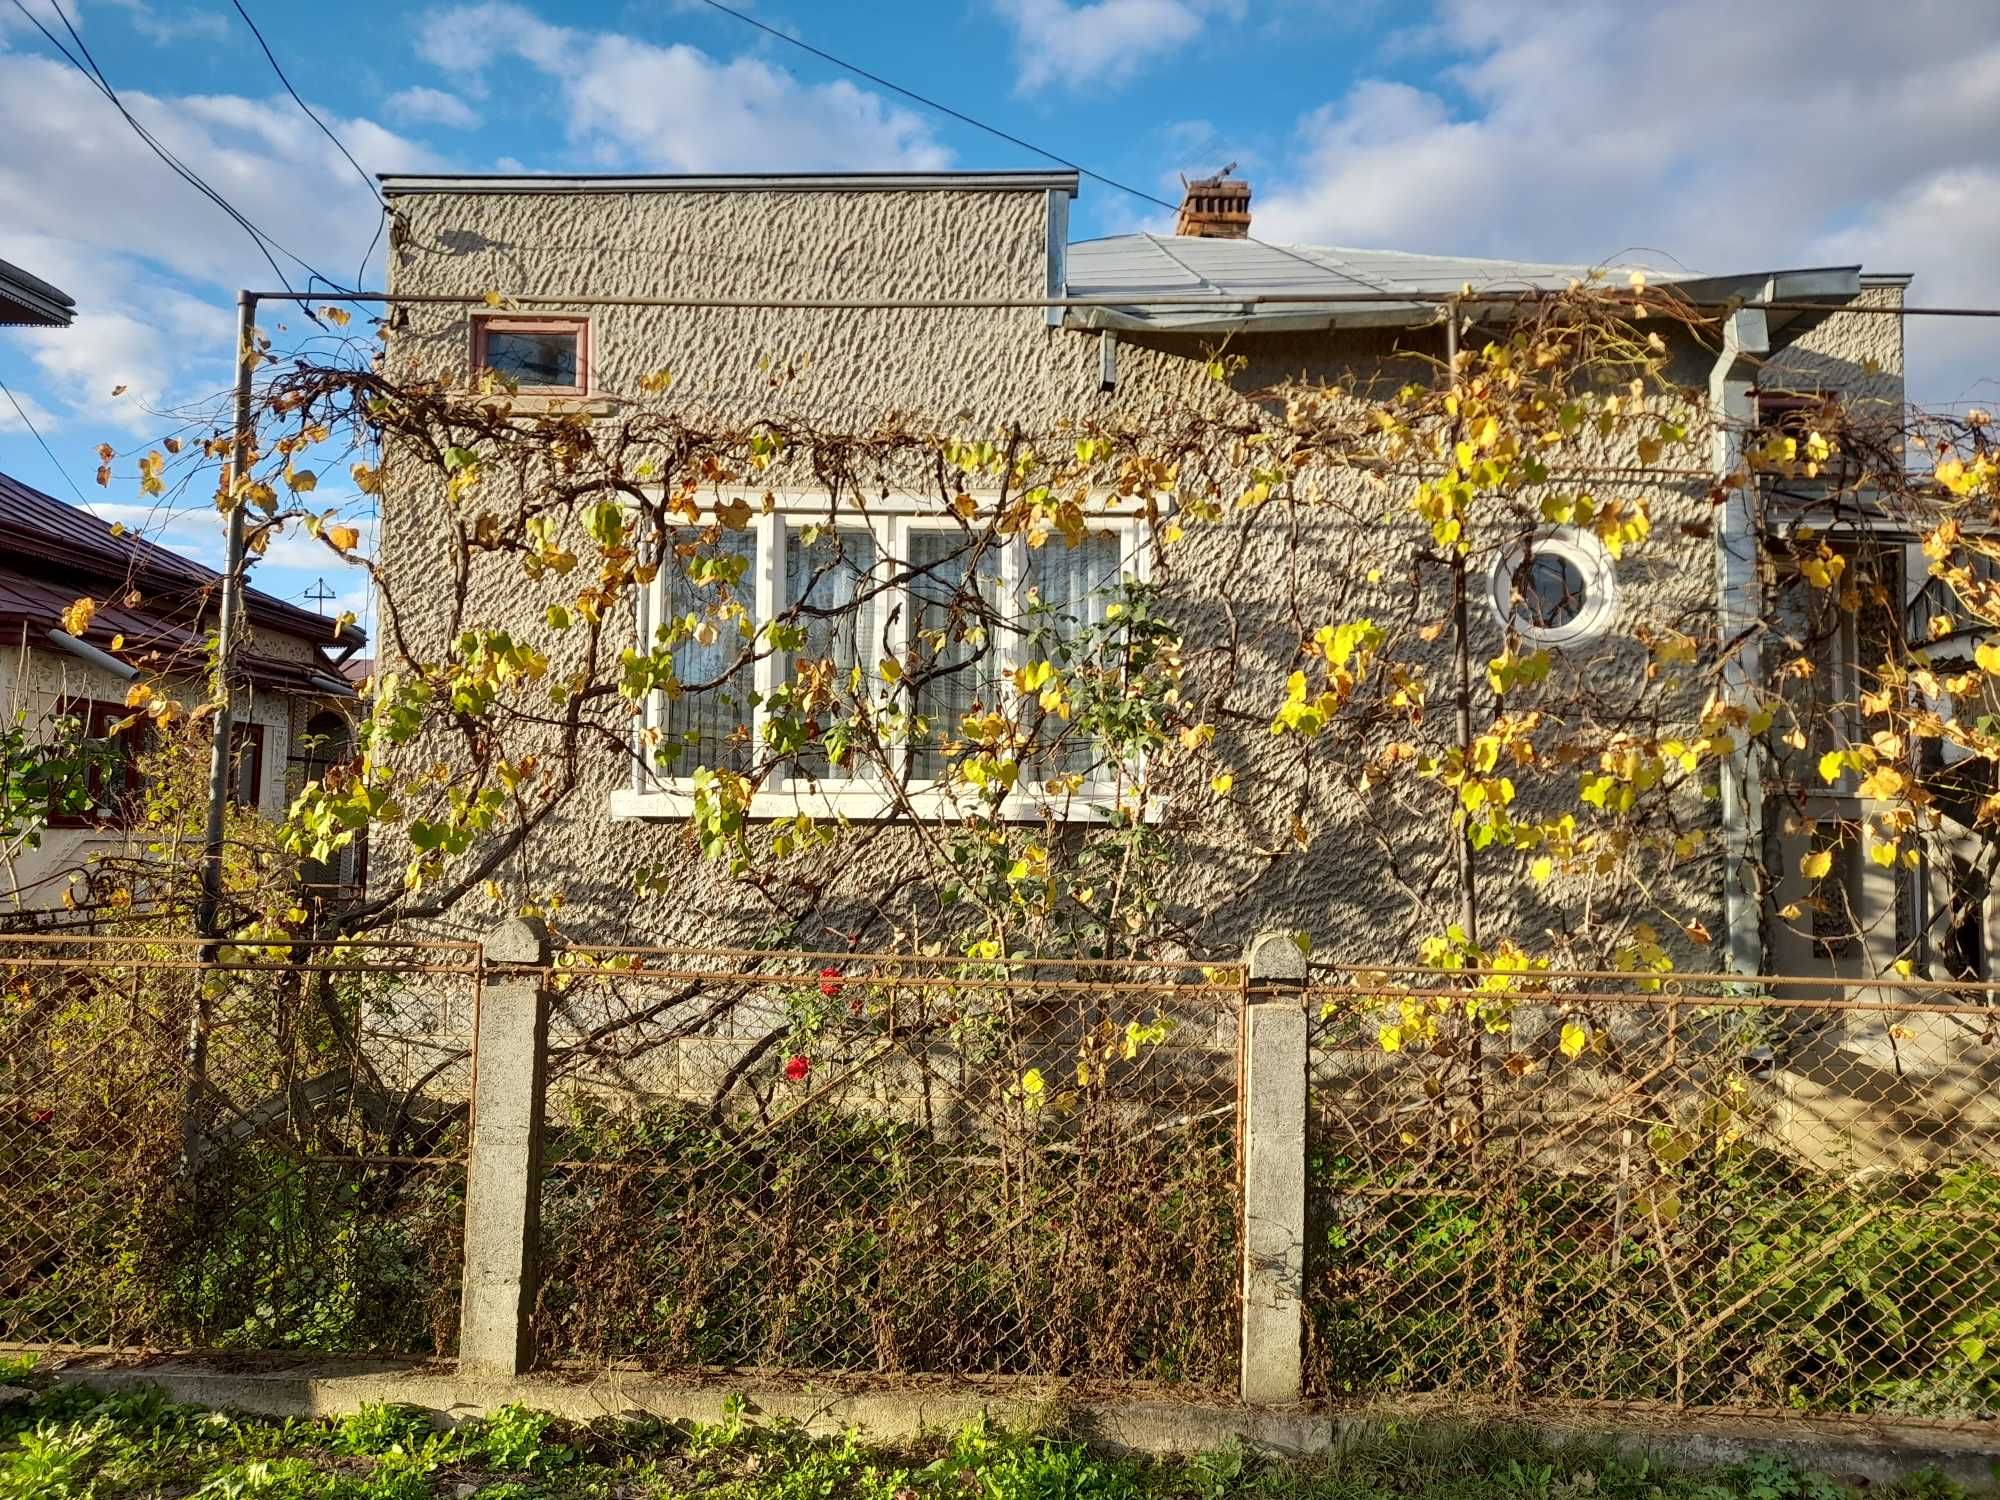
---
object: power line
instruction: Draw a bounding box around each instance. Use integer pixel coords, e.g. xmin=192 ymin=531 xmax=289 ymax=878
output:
xmin=689 ymin=0 xmax=1179 ymax=217
xmin=225 ymin=0 xmax=388 ymax=289
xmin=242 ymin=285 xmax=2000 ymax=319
xmin=8 ymin=0 xmax=336 ymax=301
xmin=0 ymin=374 xmax=95 ymax=510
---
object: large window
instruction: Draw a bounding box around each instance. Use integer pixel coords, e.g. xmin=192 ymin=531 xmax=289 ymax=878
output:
xmin=622 ymin=497 xmax=1150 ymax=821
xmin=47 ymin=699 xmax=145 ymax=829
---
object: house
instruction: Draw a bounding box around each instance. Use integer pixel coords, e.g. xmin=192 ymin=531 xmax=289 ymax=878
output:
xmin=0 ymin=258 xmax=75 ymax=330
xmin=0 ymin=469 xmax=367 ymax=916
xmin=373 ymin=168 xmax=1924 ymax=989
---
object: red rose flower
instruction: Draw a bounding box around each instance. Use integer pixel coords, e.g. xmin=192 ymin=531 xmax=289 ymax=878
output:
xmin=818 ymin=966 xmax=844 ymax=998
xmin=784 ymin=1054 xmax=811 ymax=1083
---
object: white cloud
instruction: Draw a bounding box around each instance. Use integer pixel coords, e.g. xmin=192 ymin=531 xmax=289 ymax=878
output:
xmin=414 ymin=2 xmax=950 ymax=171
xmin=992 ymin=0 xmax=1237 ymax=93
xmin=89 ymin=498 xmax=377 ymax=631
xmin=0 ymin=48 xmax=440 ymax=433
xmin=1252 ymin=0 xmax=2000 ymax=407
xmin=109 ymin=1 xmax=231 ymax=46
xmin=383 ymin=85 xmax=481 ymax=131
xmin=0 ymin=382 xmax=60 ymax=436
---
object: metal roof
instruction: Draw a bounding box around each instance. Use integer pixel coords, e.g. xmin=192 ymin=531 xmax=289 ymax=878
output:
xmin=0 ymin=469 xmax=365 ymax=650
xmin=379 ymin=170 xmax=1080 ymax=197
xmin=1062 ymin=234 xmax=1863 ymax=335
xmin=0 ymin=257 xmax=75 ymax=329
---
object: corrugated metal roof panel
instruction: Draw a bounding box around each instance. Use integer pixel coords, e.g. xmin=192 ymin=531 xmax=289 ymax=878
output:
xmin=1063 ymin=232 xmax=1661 ymax=331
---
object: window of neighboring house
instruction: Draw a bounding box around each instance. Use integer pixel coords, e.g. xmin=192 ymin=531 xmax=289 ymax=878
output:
xmin=227 ymin=722 xmax=265 ymax=811
xmin=46 ymin=699 xmax=145 ymax=829
xmin=1753 ymin=388 xmax=1861 ymax=491
xmin=471 ymin=315 xmax=588 ymax=394
xmin=1754 ymin=389 xmax=1830 ymax=443
xmin=626 ymin=496 xmax=1151 ymax=820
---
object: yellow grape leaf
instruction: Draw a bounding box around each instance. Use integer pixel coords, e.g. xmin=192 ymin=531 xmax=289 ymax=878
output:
xmin=1530 ymin=855 xmax=1554 ymax=885
xmin=1210 ymin=772 xmax=1234 ymax=796
xmin=1801 ymin=848 xmax=1834 ymax=880
xmin=61 ymin=597 xmax=97 ymax=637
xmin=287 ymin=468 xmax=318 ymax=494
xmin=124 ymin=681 xmax=152 ymax=708
xmin=326 ymin=524 xmax=360 ymax=552
xmin=878 ymin=656 xmax=903 ymax=684
xmin=1559 ymin=1022 xmax=1588 ymax=1060
xmin=1977 ymin=640 xmax=2000 ymax=676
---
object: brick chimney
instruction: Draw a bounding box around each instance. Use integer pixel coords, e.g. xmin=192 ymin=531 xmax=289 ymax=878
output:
xmin=1176 ymin=166 xmax=1251 ymax=239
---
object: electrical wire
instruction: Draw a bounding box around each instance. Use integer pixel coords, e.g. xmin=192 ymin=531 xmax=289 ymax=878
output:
xmin=690 ymin=0 xmax=1180 ymax=216
xmin=224 ymin=0 xmax=389 ymax=290
xmin=0 ymin=375 xmax=94 ymax=510
xmin=8 ymin=0 xmax=335 ymax=301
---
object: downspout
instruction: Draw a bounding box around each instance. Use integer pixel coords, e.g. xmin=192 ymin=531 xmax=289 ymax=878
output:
xmin=1710 ymin=302 xmax=1771 ymax=976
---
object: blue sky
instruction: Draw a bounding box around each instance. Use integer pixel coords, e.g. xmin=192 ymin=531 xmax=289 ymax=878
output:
xmin=3 ymin=0 xmax=1999 ymax=642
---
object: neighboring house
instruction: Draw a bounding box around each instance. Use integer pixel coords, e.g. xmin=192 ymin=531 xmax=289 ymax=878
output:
xmin=0 ymin=257 xmax=75 ymax=330
xmin=0 ymin=470 xmax=367 ymax=915
xmin=375 ymin=168 xmax=1918 ymax=986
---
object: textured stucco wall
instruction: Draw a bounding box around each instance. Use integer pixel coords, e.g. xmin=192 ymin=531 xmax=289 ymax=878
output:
xmin=376 ymin=184 xmax=1906 ymax=969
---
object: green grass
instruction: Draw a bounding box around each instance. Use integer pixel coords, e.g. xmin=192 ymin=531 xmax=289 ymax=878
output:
xmin=0 ymin=1358 xmax=1976 ymax=1500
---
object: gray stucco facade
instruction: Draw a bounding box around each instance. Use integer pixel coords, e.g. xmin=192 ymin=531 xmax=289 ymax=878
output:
xmin=373 ymin=171 xmax=1905 ymax=970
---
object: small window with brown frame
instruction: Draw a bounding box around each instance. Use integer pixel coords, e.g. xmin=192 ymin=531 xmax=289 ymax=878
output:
xmin=471 ymin=315 xmax=588 ymax=395
xmin=228 ymin=721 xmax=265 ymax=811
xmin=47 ymin=699 xmax=146 ymax=829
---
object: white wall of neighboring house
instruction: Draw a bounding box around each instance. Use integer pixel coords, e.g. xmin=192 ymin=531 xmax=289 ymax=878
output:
xmin=0 ymin=627 xmax=299 ymax=914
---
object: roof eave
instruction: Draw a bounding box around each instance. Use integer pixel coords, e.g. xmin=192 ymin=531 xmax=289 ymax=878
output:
xmin=378 ymin=170 xmax=1081 ymax=197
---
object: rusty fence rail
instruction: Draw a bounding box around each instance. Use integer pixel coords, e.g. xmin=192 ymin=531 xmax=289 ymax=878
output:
xmin=1304 ymin=966 xmax=2000 ymax=1426
xmin=0 ymin=932 xmax=478 ymax=1358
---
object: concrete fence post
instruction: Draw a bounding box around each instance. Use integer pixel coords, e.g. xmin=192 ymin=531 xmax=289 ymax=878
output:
xmin=1240 ymin=931 xmax=1309 ymax=1406
xmin=458 ymin=917 xmax=551 ymax=1379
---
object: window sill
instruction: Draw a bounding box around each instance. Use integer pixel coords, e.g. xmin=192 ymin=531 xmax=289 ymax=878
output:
xmin=610 ymin=783 xmax=1150 ymax=824
xmin=472 ymin=393 xmax=620 ymax=417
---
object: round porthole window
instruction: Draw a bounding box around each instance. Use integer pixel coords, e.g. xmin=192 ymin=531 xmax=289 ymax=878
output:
xmin=1489 ymin=528 xmax=1617 ymax=647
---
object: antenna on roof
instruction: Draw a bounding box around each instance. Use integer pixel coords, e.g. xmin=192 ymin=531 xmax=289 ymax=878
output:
xmin=304 ymin=577 xmax=335 ymax=613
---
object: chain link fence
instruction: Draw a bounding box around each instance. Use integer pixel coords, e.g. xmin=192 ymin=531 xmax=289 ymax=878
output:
xmin=1304 ymin=967 xmax=2000 ymax=1425
xmin=0 ymin=934 xmax=476 ymax=1358
xmin=533 ymin=947 xmax=1243 ymax=1386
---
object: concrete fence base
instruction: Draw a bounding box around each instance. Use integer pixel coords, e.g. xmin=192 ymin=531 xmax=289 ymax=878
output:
xmin=30 ymin=1353 xmax=2000 ymax=1490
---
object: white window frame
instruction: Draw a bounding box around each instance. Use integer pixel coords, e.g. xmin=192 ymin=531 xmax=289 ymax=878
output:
xmin=612 ymin=489 xmax=1155 ymax=824
xmin=1486 ymin=525 xmax=1619 ymax=648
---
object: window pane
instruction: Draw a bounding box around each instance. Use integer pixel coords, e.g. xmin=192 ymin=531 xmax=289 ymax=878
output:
xmin=1018 ymin=531 xmax=1123 ymax=779
xmin=229 ymin=725 xmax=261 ymax=808
xmin=784 ymin=526 xmax=877 ymax=777
xmin=1512 ymin=551 xmax=1586 ymax=629
xmin=481 ymin=328 xmax=580 ymax=387
xmin=908 ymin=530 xmax=1002 ymax=780
xmin=665 ymin=530 xmax=760 ymax=773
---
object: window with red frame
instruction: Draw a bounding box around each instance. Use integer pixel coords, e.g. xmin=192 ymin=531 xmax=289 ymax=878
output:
xmin=472 ymin=316 xmax=588 ymax=394
xmin=47 ymin=700 xmax=145 ymax=829
xmin=228 ymin=721 xmax=265 ymax=811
